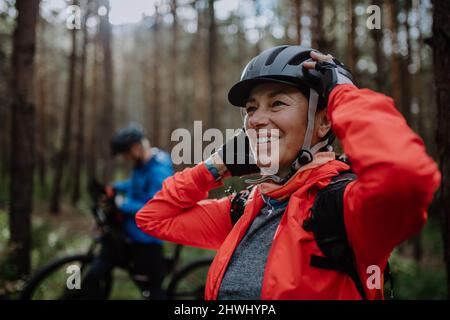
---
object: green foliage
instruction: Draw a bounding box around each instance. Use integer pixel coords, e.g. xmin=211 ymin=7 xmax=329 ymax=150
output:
xmin=33 ymin=175 xmax=51 ymax=201
xmin=30 ymin=217 xmax=67 ymax=269
xmin=109 ymin=269 xmax=143 ymax=300
xmin=390 ymin=254 xmax=447 ymax=299
xmin=0 ymin=180 xmax=8 ymax=206
xmin=0 ymin=208 xmax=23 ymax=299
xmin=390 ymin=218 xmax=447 ymax=299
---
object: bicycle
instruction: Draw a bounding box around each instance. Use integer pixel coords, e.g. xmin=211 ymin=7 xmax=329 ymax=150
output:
xmin=20 ymin=180 xmax=213 ymax=300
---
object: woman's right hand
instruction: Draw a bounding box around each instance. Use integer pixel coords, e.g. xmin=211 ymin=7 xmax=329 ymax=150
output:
xmin=214 ymin=128 xmax=260 ymax=177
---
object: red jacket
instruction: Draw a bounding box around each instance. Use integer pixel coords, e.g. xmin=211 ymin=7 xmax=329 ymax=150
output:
xmin=136 ymin=84 xmax=441 ymax=299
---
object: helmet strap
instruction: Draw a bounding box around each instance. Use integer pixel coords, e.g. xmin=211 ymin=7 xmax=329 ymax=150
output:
xmin=302 ymin=89 xmax=319 ymax=152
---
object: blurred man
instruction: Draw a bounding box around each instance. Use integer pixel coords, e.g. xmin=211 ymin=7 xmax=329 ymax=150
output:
xmin=84 ymin=124 xmax=174 ymax=299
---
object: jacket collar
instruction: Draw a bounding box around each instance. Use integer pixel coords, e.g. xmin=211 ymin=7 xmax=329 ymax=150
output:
xmin=258 ymin=152 xmax=350 ymax=201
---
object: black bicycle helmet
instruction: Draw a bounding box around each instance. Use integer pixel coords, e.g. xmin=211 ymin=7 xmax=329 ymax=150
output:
xmin=228 ymin=45 xmax=353 ymax=185
xmin=228 ymin=45 xmax=352 ymax=108
xmin=110 ymin=124 xmax=145 ymax=156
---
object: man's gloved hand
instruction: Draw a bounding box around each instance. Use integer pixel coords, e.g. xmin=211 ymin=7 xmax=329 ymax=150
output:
xmin=114 ymin=194 xmax=125 ymax=209
xmin=104 ymin=185 xmax=115 ymax=198
xmin=99 ymin=185 xmax=117 ymax=212
xmin=303 ymin=51 xmax=354 ymax=105
xmin=217 ymin=128 xmax=260 ymax=177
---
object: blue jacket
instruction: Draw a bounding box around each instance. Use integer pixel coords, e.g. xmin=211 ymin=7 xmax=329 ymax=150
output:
xmin=114 ymin=148 xmax=174 ymax=244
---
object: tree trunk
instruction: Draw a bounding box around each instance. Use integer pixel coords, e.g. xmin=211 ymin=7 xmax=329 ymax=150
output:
xmin=99 ymin=0 xmax=114 ymax=182
xmin=9 ymin=0 xmax=39 ymax=278
xmin=87 ymin=29 xmax=101 ymax=182
xmin=293 ymin=0 xmax=302 ymax=45
xmin=72 ymin=4 xmax=90 ymax=204
xmin=313 ymin=0 xmax=326 ymax=50
xmin=235 ymin=12 xmax=246 ymax=71
xmin=191 ymin=1 xmax=208 ymax=126
xmin=50 ymin=0 xmax=78 ymax=214
xmin=207 ymin=0 xmax=218 ymax=129
xmin=0 ymin=111 xmax=9 ymax=180
xmin=387 ymin=1 xmax=403 ymax=113
xmin=36 ymin=17 xmax=48 ymax=187
xmin=401 ymin=0 xmax=413 ymax=126
xmin=347 ymin=0 xmax=358 ymax=74
xmin=371 ymin=0 xmax=384 ymax=92
xmin=151 ymin=4 xmax=161 ymax=147
xmin=414 ymin=0 xmax=425 ymax=139
xmin=252 ymin=0 xmax=262 ymax=56
xmin=432 ymin=0 xmax=450 ymax=299
xmin=169 ymin=0 xmax=179 ymax=146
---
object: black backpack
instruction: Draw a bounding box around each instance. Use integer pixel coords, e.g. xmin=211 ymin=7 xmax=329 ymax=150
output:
xmin=227 ymin=171 xmax=394 ymax=300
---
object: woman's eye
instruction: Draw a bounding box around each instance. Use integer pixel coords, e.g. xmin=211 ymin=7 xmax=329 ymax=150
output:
xmin=272 ymin=100 xmax=286 ymax=107
xmin=245 ymin=106 xmax=256 ymax=113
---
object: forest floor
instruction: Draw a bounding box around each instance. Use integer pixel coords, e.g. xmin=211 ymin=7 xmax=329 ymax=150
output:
xmin=0 ymin=193 xmax=447 ymax=299
xmin=0 ymin=196 xmax=214 ymax=299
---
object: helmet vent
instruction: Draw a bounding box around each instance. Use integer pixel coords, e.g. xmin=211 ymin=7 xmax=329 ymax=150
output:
xmin=287 ymin=51 xmax=311 ymax=66
xmin=265 ymin=46 xmax=288 ymax=66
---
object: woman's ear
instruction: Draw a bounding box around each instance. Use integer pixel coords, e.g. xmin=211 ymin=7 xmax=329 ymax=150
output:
xmin=317 ymin=109 xmax=332 ymax=139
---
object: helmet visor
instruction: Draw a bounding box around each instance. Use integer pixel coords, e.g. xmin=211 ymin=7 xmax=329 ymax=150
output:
xmin=228 ymin=76 xmax=312 ymax=107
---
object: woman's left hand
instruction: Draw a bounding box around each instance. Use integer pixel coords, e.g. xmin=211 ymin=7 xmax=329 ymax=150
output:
xmin=302 ymin=51 xmax=334 ymax=70
xmin=302 ymin=51 xmax=354 ymax=104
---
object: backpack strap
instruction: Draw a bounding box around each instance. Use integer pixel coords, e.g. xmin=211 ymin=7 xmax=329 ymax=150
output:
xmin=227 ymin=186 xmax=253 ymax=226
xmin=302 ymin=172 xmax=370 ymax=299
xmin=304 ymin=172 xmax=395 ymax=299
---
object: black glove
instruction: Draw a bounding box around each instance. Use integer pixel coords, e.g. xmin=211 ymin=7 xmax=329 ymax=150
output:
xmin=217 ymin=128 xmax=260 ymax=177
xmin=312 ymin=59 xmax=354 ymax=105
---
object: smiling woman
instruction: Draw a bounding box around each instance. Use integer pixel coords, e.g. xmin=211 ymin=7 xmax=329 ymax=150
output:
xmin=135 ymin=45 xmax=441 ymax=300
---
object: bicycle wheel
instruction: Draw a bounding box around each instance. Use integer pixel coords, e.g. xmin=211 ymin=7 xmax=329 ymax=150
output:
xmin=166 ymin=257 xmax=212 ymax=300
xmin=20 ymin=254 xmax=112 ymax=300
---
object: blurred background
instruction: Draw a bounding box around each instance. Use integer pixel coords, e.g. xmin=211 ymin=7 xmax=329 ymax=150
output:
xmin=0 ymin=0 xmax=449 ymax=299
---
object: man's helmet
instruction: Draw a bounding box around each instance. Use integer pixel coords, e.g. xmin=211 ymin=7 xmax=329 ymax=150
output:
xmin=110 ymin=124 xmax=145 ymax=156
xmin=227 ymin=45 xmax=353 ymax=184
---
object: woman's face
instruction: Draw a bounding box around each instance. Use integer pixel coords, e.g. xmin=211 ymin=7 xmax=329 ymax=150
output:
xmin=244 ymin=82 xmax=328 ymax=177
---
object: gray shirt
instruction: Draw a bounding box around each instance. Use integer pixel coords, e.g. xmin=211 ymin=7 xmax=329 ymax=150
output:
xmin=217 ymin=195 xmax=289 ymax=300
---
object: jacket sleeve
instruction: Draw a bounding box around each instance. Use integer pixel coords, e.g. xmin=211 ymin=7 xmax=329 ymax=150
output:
xmin=328 ymin=84 xmax=441 ymax=264
xmin=113 ymin=179 xmax=131 ymax=194
xmin=148 ymin=159 xmax=174 ymax=200
xmin=136 ymin=162 xmax=233 ymax=250
xmin=117 ymin=163 xmax=174 ymax=216
xmin=114 ymin=179 xmax=146 ymax=215
xmin=118 ymin=198 xmax=147 ymax=216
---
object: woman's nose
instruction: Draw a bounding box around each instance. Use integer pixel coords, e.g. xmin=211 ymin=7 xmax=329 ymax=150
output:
xmin=247 ymin=109 xmax=270 ymax=129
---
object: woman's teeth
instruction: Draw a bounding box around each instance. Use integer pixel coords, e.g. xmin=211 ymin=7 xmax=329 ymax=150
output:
xmin=257 ymin=137 xmax=279 ymax=144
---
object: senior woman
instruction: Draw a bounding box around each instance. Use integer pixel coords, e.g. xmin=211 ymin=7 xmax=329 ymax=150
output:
xmin=136 ymin=46 xmax=441 ymax=300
